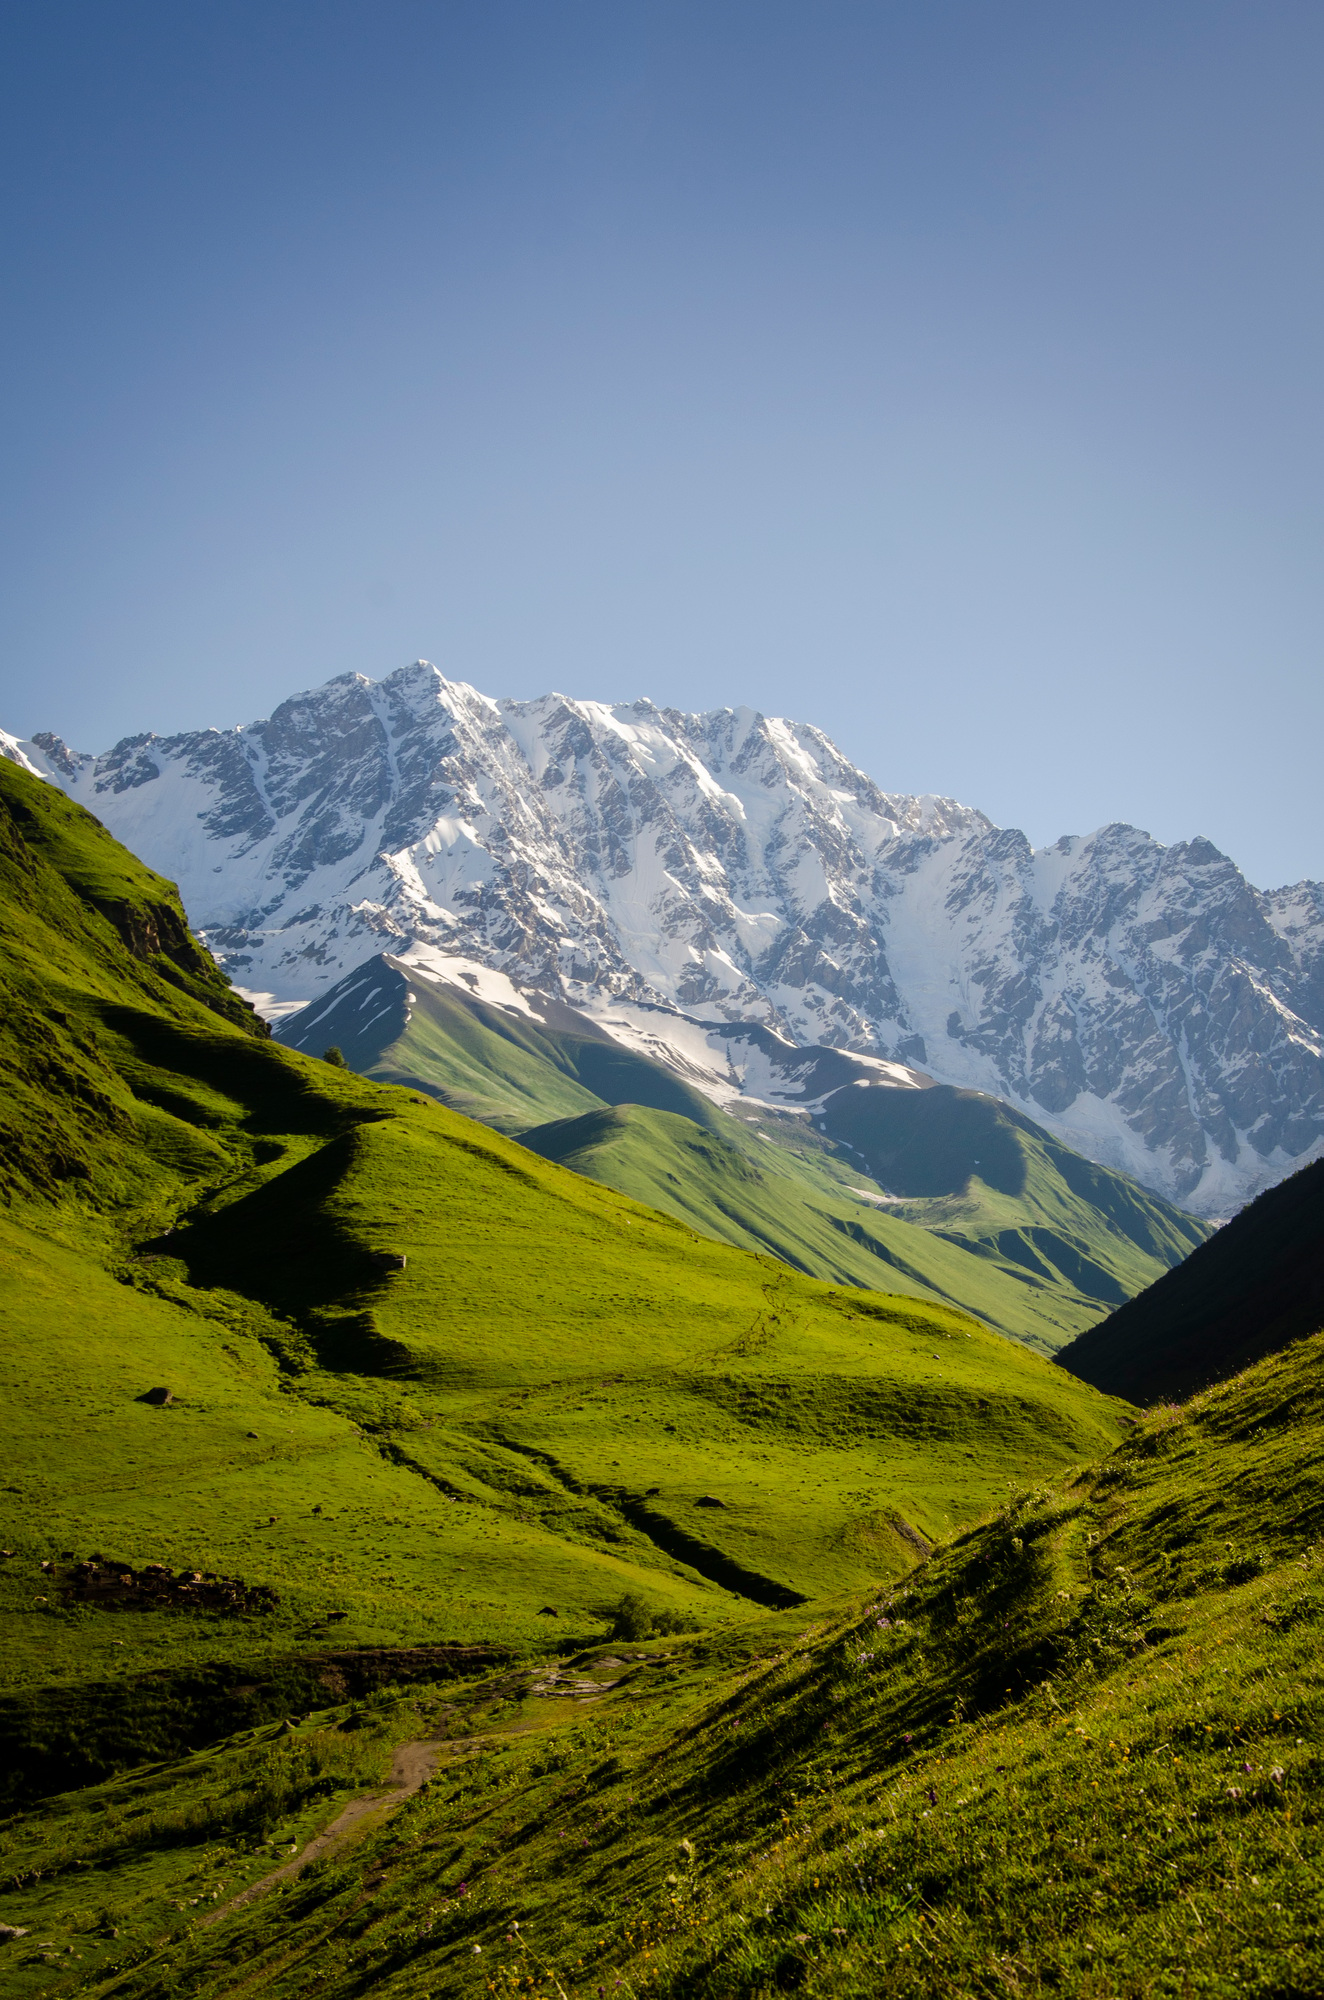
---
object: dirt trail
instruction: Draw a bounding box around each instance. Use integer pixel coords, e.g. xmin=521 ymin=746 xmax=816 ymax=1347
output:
xmin=203 ymin=1736 xmax=450 ymax=1926
xmin=203 ymin=1666 xmax=633 ymax=1929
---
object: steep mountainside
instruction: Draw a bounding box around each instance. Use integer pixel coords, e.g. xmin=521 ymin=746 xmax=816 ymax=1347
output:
xmin=277 ymin=948 xmax=1209 ymax=1354
xmin=6 ymin=663 xmax=1322 ymax=1212
xmin=1059 ymin=1155 xmax=1324 ymax=1403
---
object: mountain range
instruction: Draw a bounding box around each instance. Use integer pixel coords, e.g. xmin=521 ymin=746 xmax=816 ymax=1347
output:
xmin=5 ymin=660 xmax=1322 ymax=1213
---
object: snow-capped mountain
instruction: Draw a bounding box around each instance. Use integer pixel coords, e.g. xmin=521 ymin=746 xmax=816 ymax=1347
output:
xmin=5 ymin=660 xmax=1322 ymax=1213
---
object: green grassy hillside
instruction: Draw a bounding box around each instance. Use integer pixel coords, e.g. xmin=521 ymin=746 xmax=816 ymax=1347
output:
xmin=0 ymin=758 xmax=1125 ymax=1718
xmin=278 ymin=954 xmax=1210 ymax=1355
xmin=5 ymin=1309 xmax=1323 ymax=1995
xmin=279 ymin=951 xmax=729 ymax=1135
xmin=517 ymin=1101 xmax=1173 ymax=1356
xmin=1058 ymin=1155 xmax=1324 ymax=1403
xmin=820 ymin=1079 xmax=1207 ymax=1300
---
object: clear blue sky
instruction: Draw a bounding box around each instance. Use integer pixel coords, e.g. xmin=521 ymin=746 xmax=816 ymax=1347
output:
xmin=2 ymin=2 xmax=1321 ymax=889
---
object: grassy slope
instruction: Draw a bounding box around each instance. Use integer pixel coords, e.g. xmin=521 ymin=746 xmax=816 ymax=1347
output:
xmin=281 ymin=956 xmax=731 ymax=1137
xmin=821 ymin=1081 xmax=1208 ymax=1310
xmin=281 ymin=957 xmax=1209 ymax=1355
xmin=167 ymin=1092 xmax=1120 ymax=1614
xmin=517 ymin=1102 xmax=1147 ymax=1354
xmin=1058 ymin=1155 xmax=1324 ymax=1403
xmin=7 ymin=1320 xmax=1323 ymax=1996
xmin=0 ymin=759 xmax=1124 ymax=1720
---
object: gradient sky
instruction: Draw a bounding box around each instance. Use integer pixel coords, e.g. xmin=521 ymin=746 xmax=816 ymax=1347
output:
xmin=2 ymin=2 xmax=1321 ymax=889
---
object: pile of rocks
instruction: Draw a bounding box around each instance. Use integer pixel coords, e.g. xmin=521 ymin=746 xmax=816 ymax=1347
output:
xmin=53 ymin=1556 xmax=279 ymax=1615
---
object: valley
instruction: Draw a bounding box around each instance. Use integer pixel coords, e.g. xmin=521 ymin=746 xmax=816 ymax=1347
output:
xmin=276 ymin=946 xmax=1209 ymax=1356
xmin=0 ymin=754 xmax=1123 ymax=1690
xmin=4 ymin=12 xmax=1321 ymax=1993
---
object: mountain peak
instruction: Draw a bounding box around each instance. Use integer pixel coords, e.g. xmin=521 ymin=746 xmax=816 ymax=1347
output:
xmin=6 ymin=662 xmax=1321 ymax=1213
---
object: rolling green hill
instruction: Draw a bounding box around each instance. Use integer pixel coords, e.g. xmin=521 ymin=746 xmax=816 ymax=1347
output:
xmin=0 ymin=756 xmax=1126 ymax=1710
xmin=278 ymin=953 xmax=1210 ymax=1354
xmin=1058 ymin=1154 xmax=1324 ymax=1402
xmin=824 ymin=1081 xmax=1209 ymax=1319
xmin=278 ymin=950 xmax=730 ymax=1136
xmin=515 ymin=1100 xmax=1178 ymax=1357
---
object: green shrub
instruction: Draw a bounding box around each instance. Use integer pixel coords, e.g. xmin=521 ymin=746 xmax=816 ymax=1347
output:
xmin=607 ymin=1592 xmax=654 ymax=1641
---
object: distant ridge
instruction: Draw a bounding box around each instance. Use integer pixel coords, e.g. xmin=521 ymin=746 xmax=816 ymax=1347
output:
xmin=1057 ymin=1156 xmax=1324 ymax=1402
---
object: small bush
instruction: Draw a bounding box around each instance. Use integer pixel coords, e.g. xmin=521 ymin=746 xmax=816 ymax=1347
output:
xmin=608 ymin=1593 xmax=654 ymax=1641
xmin=605 ymin=1595 xmax=698 ymax=1640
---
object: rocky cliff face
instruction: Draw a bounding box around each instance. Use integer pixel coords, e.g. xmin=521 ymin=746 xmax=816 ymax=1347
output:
xmin=6 ymin=660 xmax=1321 ymax=1212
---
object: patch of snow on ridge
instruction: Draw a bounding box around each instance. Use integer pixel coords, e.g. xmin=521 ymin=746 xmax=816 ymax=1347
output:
xmin=234 ymin=988 xmax=309 ymax=1024
xmin=579 ymin=998 xmax=749 ymax=1108
xmin=393 ymin=945 xmax=547 ymax=1023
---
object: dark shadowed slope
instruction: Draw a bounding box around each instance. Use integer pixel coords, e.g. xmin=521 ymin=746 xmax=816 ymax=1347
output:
xmin=1057 ymin=1155 xmax=1324 ymax=1402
